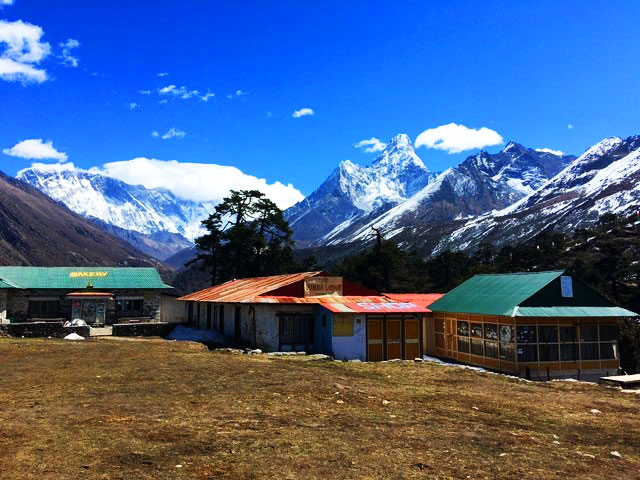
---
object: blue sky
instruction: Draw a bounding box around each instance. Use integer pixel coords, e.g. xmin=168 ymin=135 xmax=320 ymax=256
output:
xmin=1 ymin=0 xmax=640 ymax=205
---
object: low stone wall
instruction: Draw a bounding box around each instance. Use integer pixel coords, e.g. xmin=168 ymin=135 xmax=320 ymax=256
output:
xmin=112 ymin=322 xmax=183 ymax=337
xmin=1 ymin=322 xmax=90 ymax=338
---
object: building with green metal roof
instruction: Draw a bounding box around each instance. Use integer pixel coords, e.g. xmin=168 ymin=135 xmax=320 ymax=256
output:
xmin=0 ymin=266 xmax=172 ymax=326
xmin=426 ymin=270 xmax=637 ymax=381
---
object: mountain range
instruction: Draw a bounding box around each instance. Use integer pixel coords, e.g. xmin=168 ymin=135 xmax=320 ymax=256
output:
xmin=13 ymin=132 xmax=640 ymax=268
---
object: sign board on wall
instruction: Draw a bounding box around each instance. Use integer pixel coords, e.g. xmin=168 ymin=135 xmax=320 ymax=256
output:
xmin=560 ymin=276 xmax=573 ymax=298
xmin=69 ymin=272 xmax=108 ymax=278
xmin=304 ymin=276 xmax=343 ymax=296
xmin=333 ymin=314 xmax=354 ymax=336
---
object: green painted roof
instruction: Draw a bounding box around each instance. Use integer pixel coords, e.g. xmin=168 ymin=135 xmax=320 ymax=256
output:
xmin=0 ymin=278 xmax=17 ymax=289
xmin=0 ymin=267 xmax=170 ymax=290
xmin=429 ymin=271 xmax=565 ymax=316
xmin=516 ymin=306 xmax=637 ymax=317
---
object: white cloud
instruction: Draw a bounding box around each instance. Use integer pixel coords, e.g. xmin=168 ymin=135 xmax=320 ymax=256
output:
xmin=58 ymin=38 xmax=79 ymax=67
xmin=535 ymin=147 xmax=564 ymax=156
xmin=153 ymin=127 xmax=186 ymax=140
xmin=138 ymin=89 xmax=151 ymax=95
xmin=1 ymin=0 xmax=14 ymax=6
xmin=158 ymin=84 xmax=200 ymax=99
xmin=415 ymin=123 xmax=503 ymax=154
xmin=354 ymin=137 xmax=387 ymax=153
xmin=62 ymin=158 xmax=303 ymax=209
xmin=292 ymin=107 xmax=314 ymax=118
xmin=226 ymin=89 xmax=246 ymax=99
xmin=0 ymin=19 xmax=50 ymax=83
xmin=157 ymin=72 xmax=169 ymax=77
xmin=200 ymin=90 xmax=215 ymax=102
xmin=3 ymin=138 xmax=67 ymax=161
xmin=128 ymin=102 xmax=139 ymax=110
xmin=568 ymin=124 xmax=574 ymax=130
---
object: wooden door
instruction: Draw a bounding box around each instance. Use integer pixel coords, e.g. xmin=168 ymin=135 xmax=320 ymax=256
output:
xmin=446 ymin=319 xmax=456 ymax=358
xmin=367 ymin=316 xmax=384 ymax=361
xmin=386 ymin=317 xmax=402 ymax=360
xmin=404 ymin=316 xmax=420 ymax=360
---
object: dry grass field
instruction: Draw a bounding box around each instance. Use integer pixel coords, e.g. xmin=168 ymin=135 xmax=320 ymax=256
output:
xmin=0 ymin=337 xmax=639 ymax=480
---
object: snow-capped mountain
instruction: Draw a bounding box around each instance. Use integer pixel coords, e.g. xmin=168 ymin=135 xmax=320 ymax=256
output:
xmin=18 ymin=165 xmax=212 ymax=242
xmin=434 ymin=135 xmax=640 ymax=252
xmin=285 ymin=134 xmax=436 ymax=247
xmin=287 ymin=135 xmax=574 ymax=249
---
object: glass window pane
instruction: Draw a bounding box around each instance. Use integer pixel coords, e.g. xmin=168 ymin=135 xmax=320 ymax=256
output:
xmin=561 ymin=344 xmax=577 ymax=361
xmin=559 ymin=326 xmax=576 ymax=342
xmin=500 ymin=325 xmax=514 ymax=343
xmin=457 ymin=321 xmax=469 ymax=337
xmin=581 ymin=343 xmax=599 ymax=360
xmin=600 ymin=343 xmax=618 ymax=360
xmin=500 ymin=343 xmax=515 ymax=361
xmin=538 ymin=326 xmax=558 ymax=343
xmin=471 ymin=323 xmax=483 ymax=338
xmin=485 ymin=341 xmax=499 ymax=359
xmin=580 ymin=325 xmax=598 ymax=342
xmin=539 ymin=344 xmax=559 ymax=362
xmin=484 ymin=324 xmax=498 ymax=340
xmin=599 ymin=325 xmax=617 ymax=342
xmin=457 ymin=337 xmax=470 ymax=353
xmin=435 ymin=319 xmax=445 ymax=333
xmin=516 ymin=326 xmax=537 ymax=343
xmin=517 ymin=344 xmax=538 ymax=362
xmin=471 ymin=339 xmax=484 ymax=356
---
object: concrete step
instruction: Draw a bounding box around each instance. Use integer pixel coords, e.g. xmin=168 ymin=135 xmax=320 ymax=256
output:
xmin=89 ymin=326 xmax=113 ymax=337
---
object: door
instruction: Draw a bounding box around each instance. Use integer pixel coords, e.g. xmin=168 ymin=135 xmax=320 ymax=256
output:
xmin=404 ymin=316 xmax=421 ymax=360
xmin=386 ymin=317 xmax=402 ymax=360
xmin=234 ymin=306 xmax=241 ymax=340
xmin=96 ymin=301 xmax=106 ymax=325
xmin=82 ymin=300 xmax=97 ymax=324
xmin=367 ymin=316 xmax=384 ymax=361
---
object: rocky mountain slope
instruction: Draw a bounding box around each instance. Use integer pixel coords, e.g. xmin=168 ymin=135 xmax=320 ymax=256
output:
xmin=0 ymin=171 xmax=159 ymax=266
xmin=287 ymin=135 xmax=574 ymax=249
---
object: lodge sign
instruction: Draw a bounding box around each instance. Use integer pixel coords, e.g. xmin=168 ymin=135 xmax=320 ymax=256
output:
xmin=304 ymin=276 xmax=343 ymax=296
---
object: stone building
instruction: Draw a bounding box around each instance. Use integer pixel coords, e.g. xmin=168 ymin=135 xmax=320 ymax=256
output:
xmin=0 ymin=267 xmax=171 ymax=325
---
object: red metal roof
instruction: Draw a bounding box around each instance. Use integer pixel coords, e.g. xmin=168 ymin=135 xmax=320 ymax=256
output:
xmin=323 ymin=301 xmax=431 ymax=314
xmin=178 ymin=272 xmax=328 ymax=302
xmin=382 ymin=293 xmax=444 ymax=308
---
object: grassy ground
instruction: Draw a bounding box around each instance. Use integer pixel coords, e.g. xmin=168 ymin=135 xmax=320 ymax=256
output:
xmin=0 ymin=337 xmax=639 ymax=480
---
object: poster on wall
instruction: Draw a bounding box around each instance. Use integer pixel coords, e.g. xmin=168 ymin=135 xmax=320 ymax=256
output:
xmin=304 ymin=276 xmax=343 ymax=296
xmin=560 ymin=276 xmax=573 ymax=298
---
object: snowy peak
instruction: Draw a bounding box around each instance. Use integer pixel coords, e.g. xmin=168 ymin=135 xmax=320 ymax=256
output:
xmin=371 ymin=133 xmax=427 ymax=173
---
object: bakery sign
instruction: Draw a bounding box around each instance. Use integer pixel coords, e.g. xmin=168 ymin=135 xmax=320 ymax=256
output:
xmin=69 ymin=272 xmax=108 ymax=278
xmin=304 ymin=276 xmax=343 ymax=296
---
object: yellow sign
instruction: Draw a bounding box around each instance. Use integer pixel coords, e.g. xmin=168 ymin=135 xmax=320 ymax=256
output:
xmin=69 ymin=272 xmax=108 ymax=278
xmin=333 ymin=314 xmax=354 ymax=337
xmin=304 ymin=276 xmax=343 ymax=296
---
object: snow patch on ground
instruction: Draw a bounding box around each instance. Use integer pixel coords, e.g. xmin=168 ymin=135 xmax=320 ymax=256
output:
xmin=64 ymin=333 xmax=85 ymax=340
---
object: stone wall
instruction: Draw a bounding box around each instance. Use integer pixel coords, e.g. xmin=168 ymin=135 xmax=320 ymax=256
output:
xmin=112 ymin=322 xmax=182 ymax=337
xmin=1 ymin=322 xmax=90 ymax=338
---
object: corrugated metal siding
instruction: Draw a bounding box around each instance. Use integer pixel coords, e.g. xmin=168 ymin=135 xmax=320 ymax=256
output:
xmin=0 ymin=267 xmax=169 ymax=289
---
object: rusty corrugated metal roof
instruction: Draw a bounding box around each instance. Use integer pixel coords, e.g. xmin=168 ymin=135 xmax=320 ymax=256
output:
xmin=178 ymin=272 xmax=326 ymax=302
xmin=382 ymin=293 xmax=444 ymax=307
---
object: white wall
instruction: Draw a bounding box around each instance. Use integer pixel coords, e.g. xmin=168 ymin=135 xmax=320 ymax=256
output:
xmin=160 ymin=295 xmax=187 ymax=323
xmin=332 ymin=314 xmax=366 ymax=361
xmin=0 ymin=290 xmax=7 ymax=324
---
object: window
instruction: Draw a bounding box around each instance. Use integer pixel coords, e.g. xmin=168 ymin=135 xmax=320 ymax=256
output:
xmin=599 ymin=325 xmax=617 ymax=342
xmin=538 ymin=326 xmax=558 ymax=343
xmin=485 ymin=341 xmax=499 ymax=359
xmin=457 ymin=321 xmax=469 ymax=337
xmin=600 ymin=343 xmax=618 ymax=360
xmin=471 ymin=339 xmax=484 ymax=356
xmin=559 ymin=326 xmax=576 ymax=342
xmin=517 ymin=344 xmax=538 ymax=362
xmin=471 ymin=323 xmax=483 ymax=338
xmin=561 ymin=344 xmax=578 ymax=362
xmin=580 ymin=325 xmax=598 ymax=342
xmin=484 ymin=323 xmax=498 ymax=340
xmin=500 ymin=325 xmax=514 ymax=343
xmin=516 ymin=326 xmax=537 ymax=343
xmin=333 ymin=314 xmax=354 ymax=336
xmin=435 ymin=319 xmax=445 ymax=333
xmin=116 ymin=299 xmax=143 ymax=317
xmin=28 ymin=300 xmax=60 ymax=318
xmin=500 ymin=343 xmax=515 ymax=362
xmin=457 ymin=336 xmax=470 ymax=353
xmin=581 ymin=343 xmax=599 ymax=360
xmin=279 ymin=314 xmax=314 ymax=347
xmin=539 ymin=344 xmax=559 ymax=362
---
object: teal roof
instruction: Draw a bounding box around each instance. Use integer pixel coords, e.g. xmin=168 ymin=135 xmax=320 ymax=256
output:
xmin=516 ymin=306 xmax=637 ymax=317
xmin=429 ymin=270 xmax=638 ymax=317
xmin=0 ymin=267 xmax=170 ymax=290
xmin=429 ymin=271 xmax=564 ymax=316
